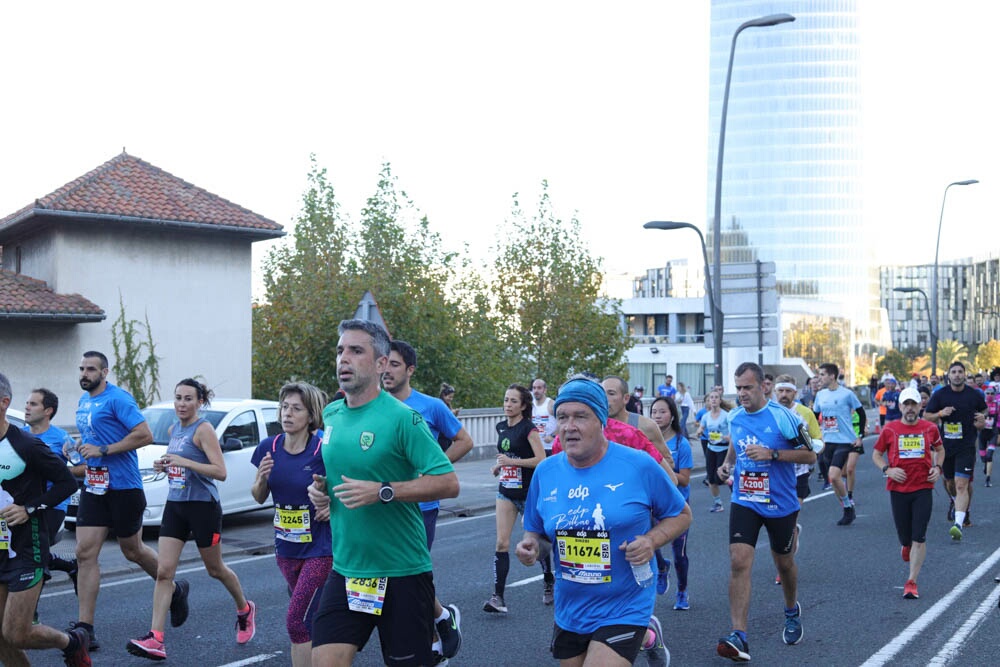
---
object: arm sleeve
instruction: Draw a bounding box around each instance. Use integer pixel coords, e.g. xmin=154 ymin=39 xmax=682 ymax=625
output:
xmin=855 ymin=407 xmax=867 ymax=434
xmin=522 ymin=470 xmax=544 ymax=534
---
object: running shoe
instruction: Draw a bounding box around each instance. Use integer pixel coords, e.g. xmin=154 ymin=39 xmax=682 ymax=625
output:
xmin=542 ymin=579 xmax=554 ymax=605
xmin=483 ymin=594 xmax=507 ymax=614
xmin=673 ymin=590 xmax=689 ymax=611
xmin=62 ymin=626 xmax=91 ymax=667
xmin=950 ymin=523 xmax=963 ymax=541
xmin=836 ymin=506 xmax=856 ymax=526
xmin=656 ymin=560 xmax=671 ymax=595
xmin=903 ymin=580 xmax=919 ymax=599
xmin=169 ymin=579 xmax=190 ymax=628
xmin=236 ymin=600 xmax=256 ymax=644
xmin=432 ymin=653 xmax=449 ymax=666
xmin=437 ymin=604 xmax=462 ymax=658
xmin=127 ymin=632 xmax=166 ymax=661
xmin=717 ymin=631 xmax=751 ymax=662
xmin=782 ymin=601 xmax=803 ymax=645
xmin=901 ymin=545 xmax=911 ymax=562
xmin=710 ymin=501 xmax=724 ymax=513
xmin=66 ymin=622 xmax=99 ymax=652
xmin=822 ymin=481 xmax=832 ymax=491
xmin=986 ymin=476 xmax=992 ymax=488
xmin=964 ymin=511 xmax=972 ymax=527
xmin=643 ymin=614 xmax=669 ymax=667
xmin=947 ymin=498 xmax=955 ymax=522
xmin=774 ymin=573 xmax=781 ymax=585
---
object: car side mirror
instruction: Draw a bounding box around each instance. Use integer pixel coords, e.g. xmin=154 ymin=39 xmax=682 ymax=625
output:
xmin=221 ymin=437 xmax=243 ymax=452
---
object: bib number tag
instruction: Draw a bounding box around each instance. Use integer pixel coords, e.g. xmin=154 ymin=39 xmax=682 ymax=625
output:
xmin=898 ymin=435 xmax=925 ymax=459
xmin=0 ymin=519 xmax=9 ymax=551
xmin=499 ymin=465 xmax=522 ymax=489
xmin=709 ymin=431 xmax=723 ymax=444
xmin=345 ymin=577 xmax=388 ymax=615
xmin=85 ymin=466 xmax=110 ymax=495
xmin=738 ymin=470 xmax=771 ymax=503
xmin=556 ymin=529 xmax=611 ymax=584
xmin=167 ymin=465 xmax=187 ymax=491
xmin=274 ymin=506 xmax=312 ymax=543
xmin=822 ymin=416 xmax=838 ymax=433
xmin=944 ymin=422 xmax=963 ymax=440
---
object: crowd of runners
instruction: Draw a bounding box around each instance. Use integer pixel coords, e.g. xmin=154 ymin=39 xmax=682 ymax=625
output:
xmin=0 ymin=331 xmax=994 ymax=666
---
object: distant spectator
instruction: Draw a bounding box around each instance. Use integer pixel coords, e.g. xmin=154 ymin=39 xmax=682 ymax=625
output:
xmin=626 ymin=385 xmax=645 ymax=415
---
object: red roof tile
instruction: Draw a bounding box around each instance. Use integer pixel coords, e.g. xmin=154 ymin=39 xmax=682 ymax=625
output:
xmin=0 ymin=269 xmax=104 ymax=321
xmin=0 ymin=152 xmax=283 ymax=236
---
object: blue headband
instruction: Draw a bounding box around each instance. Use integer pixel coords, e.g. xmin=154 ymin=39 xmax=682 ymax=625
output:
xmin=554 ymin=378 xmax=609 ymax=426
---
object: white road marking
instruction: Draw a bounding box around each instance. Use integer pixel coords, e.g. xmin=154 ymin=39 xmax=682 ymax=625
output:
xmin=215 ymin=653 xmax=285 ymax=666
xmin=860 ymin=545 xmax=1000 ymax=667
xmin=508 ymin=574 xmax=544 ymax=588
xmin=927 ymin=581 xmax=1000 ymax=665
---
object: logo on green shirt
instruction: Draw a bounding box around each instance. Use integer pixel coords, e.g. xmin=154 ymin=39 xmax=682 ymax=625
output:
xmin=500 ymin=437 xmax=511 ymax=451
xmin=360 ymin=431 xmax=375 ymax=450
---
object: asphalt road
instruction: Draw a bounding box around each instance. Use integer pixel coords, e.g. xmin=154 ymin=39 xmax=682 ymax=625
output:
xmin=28 ymin=435 xmax=1000 ymax=665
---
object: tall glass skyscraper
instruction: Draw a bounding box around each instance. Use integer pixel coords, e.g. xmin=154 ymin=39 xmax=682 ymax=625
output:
xmin=706 ymin=1 xmax=881 ymax=348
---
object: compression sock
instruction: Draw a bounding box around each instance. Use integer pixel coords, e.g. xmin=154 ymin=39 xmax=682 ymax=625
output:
xmin=493 ymin=551 xmax=510 ymax=598
xmin=540 ymin=551 xmax=553 ymax=576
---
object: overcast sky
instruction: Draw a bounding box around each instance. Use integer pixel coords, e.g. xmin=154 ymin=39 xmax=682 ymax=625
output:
xmin=2 ymin=1 xmax=996 ymax=299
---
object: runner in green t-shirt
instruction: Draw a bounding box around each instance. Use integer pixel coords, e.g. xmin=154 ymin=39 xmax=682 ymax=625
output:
xmin=307 ymin=319 xmax=458 ymax=667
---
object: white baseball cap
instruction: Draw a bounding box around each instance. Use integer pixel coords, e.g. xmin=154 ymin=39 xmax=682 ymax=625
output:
xmin=899 ymin=387 xmax=921 ymax=404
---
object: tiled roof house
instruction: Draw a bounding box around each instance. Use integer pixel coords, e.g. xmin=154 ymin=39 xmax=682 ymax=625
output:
xmin=0 ymin=152 xmax=284 ymax=418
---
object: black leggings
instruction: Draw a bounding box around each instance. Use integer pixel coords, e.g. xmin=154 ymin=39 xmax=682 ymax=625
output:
xmin=890 ymin=488 xmax=932 ymax=546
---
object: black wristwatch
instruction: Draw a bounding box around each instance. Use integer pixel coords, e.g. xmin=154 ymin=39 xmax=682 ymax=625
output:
xmin=24 ymin=505 xmax=37 ymax=516
xmin=882 ymin=465 xmax=890 ymax=473
xmin=379 ymin=482 xmax=394 ymax=504
xmin=99 ymin=445 xmax=109 ymax=457
xmin=770 ymin=449 xmax=780 ymax=461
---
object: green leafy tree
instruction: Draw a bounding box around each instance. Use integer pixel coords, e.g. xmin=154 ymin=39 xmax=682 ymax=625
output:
xmin=783 ymin=317 xmax=850 ymax=371
xmin=975 ymin=340 xmax=1000 ymax=372
xmin=490 ymin=182 xmax=629 ymax=385
xmin=876 ymin=349 xmax=911 ymax=381
xmin=110 ymin=293 xmax=160 ymax=408
xmin=253 ymin=158 xmax=514 ymax=407
xmin=923 ymin=339 xmax=970 ymax=375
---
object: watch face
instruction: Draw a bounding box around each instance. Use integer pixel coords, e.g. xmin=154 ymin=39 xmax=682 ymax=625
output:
xmin=380 ymin=485 xmax=393 ymax=501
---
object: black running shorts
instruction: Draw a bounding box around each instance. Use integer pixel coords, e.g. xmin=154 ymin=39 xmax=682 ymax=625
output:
xmin=312 ymin=570 xmax=435 ymax=667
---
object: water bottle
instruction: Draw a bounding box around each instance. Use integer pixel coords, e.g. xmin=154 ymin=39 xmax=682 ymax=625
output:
xmin=632 ymin=559 xmax=654 ymax=588
xmin=67 ymin=439 xmax=84 ymax=465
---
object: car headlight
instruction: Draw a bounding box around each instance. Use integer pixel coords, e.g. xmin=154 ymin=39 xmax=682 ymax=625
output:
xmin=140 ymin=468 xmax=167 ymax=483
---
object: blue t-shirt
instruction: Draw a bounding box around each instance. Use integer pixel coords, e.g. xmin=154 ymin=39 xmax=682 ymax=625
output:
xmin=728 ymin=400 xmax=807 ymax=518
xmin=813 ymin=385 xmax=863 ymax=444
xmin=882 ymin=389 xmax=902 ymax=422
xmin=700 ymin=409 xmax=731 ymax=453
xmin=400 ymin=390 xmax=462 ymax=513
xmin=523 ymin=443 xmax=687 ymax=634
xmin=251 ymin=434 xmax=332 ymax=559
xmin=76 ymin=383 xmax=146 ymax=490
xmin=695 ymin=407 xmax=708 ymax=442
xmin=665 ymin=434 xmax=693 ymax=501
xmin=23 ymin=424 xmax=75 ymax=512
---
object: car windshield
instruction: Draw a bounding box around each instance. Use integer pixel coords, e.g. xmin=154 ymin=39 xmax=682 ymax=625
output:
xmin=141 ymin=408 xmax=227 ymax=445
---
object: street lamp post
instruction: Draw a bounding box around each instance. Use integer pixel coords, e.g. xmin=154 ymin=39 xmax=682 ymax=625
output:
xmin=932 ymin=179 xmax=979 ymax=375
xmin=893 ymin=286 xmax=936 ymax=371
xmin=644 ymin=221 xmax=721 ymax=384
xmin=709 ymin=12 xmax=795 ymax=389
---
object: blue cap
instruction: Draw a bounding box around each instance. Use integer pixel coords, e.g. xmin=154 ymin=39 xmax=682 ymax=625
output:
xmin=554 ymin=378 xmax=608 ymax=426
